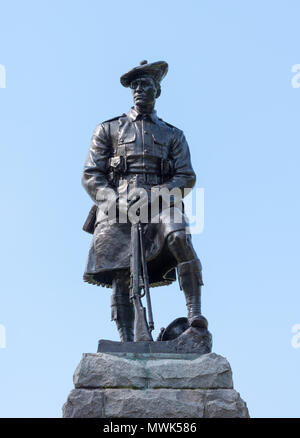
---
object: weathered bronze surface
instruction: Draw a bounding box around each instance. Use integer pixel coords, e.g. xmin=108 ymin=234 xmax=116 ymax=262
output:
xmin=82 ymin=60 xmax=210 ymax=348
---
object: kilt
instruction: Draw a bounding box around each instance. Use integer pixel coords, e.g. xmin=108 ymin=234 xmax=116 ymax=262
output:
xmin=83 ymin=205 xmax=189 ymax=288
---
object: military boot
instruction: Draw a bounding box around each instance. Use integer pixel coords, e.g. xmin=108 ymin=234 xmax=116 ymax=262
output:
xmin=177 ymin=259 xmax=208 ymax=329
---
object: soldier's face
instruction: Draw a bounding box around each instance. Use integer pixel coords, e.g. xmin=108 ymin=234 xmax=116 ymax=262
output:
xmin=130 ymin=77 xmax=157 ymax=108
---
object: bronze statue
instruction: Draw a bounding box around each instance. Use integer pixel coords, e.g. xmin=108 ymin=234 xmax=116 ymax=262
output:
xmin=82 ymin=60 xmax=208 ymax=344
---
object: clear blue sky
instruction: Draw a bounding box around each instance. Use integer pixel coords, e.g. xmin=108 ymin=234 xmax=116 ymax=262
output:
xmin=0 ymin=0 xmax=300 ymax=418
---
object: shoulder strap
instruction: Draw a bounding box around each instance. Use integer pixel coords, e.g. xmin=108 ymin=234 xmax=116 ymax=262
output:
xmin=102 ymin=114 xmax=126 ymax=123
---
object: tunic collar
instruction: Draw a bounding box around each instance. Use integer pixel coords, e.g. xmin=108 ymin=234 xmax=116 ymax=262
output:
xmin=127 ymin=107 xmax=159 ymax=124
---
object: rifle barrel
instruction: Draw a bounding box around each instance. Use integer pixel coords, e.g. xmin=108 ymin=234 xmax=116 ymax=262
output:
xmin=138 ymin=223 xmax=154 ymax=332
xmin=130 ymin=222 xmax=153 ymax=341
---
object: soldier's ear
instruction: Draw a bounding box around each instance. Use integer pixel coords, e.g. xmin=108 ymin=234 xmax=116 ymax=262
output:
xmin=155 ymin=84 xmax=161 ymax=98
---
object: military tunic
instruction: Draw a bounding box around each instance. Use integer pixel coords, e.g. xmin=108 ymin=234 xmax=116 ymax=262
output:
xmin=82 ymin=107 xmax=196 ymax=288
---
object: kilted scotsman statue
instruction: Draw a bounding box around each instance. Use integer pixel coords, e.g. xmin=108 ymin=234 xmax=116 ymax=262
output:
xmin=82 ymin=60 xmax=208 ymax=343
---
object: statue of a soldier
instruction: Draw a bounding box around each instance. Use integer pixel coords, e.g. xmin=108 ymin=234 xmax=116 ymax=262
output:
xmin=82 ymin=60 xmax=207 ymax=342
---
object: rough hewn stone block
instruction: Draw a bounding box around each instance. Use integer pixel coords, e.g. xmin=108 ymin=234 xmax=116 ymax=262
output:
xmin=63 ymin=352 xmax=249 ymax=418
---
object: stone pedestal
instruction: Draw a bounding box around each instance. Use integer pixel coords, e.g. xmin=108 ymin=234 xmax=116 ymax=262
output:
xmin=63 ymin=352 xmax=249 ymax=418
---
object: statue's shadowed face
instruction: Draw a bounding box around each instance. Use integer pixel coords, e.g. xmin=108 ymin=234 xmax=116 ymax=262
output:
xmin=130 ymin=76 xmax=157 ymax=109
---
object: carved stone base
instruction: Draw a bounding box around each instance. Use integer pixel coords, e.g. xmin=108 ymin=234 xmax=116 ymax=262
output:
xmin=63 ymin=352 xmax=249 ymax=418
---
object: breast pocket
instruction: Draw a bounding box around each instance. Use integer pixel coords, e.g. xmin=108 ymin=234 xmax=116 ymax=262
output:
xmin=152 ymin=133 xmax=170 ymax=159
xmin=117 ymin=132 xmax=136 ymax=156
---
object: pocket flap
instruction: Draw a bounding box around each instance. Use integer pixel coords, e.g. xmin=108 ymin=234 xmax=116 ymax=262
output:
xmin=118 ymin=122 xmax=136 ymax=143
xmin=118 ymin=132 xmax=136 ymax=144
xmin=152 ymin=133 xmax=166 ymax=145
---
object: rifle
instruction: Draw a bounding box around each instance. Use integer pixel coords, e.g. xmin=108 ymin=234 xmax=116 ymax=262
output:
xmin=129 ymin=221 xmax=154 ymax=341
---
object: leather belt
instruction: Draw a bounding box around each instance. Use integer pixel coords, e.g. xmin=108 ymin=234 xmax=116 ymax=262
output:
xmin=108 ymin=156 xmax=173 ymax=176
xmin=118 ymin=173 xmax=163 ymax=185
